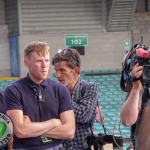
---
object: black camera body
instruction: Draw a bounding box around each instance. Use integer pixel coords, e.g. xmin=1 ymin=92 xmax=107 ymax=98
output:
xmin=120 ymin=43 xmax=150 ymax=93
xmin=133 ymin=48 xmax=150 ymax=83
xmin=142 ymin=63 xmax=150 ymax=83
xmin=87 ymin=133 xmax=123 ymax=149
xmin=104 ymin=134 xmax=123 ymax=147
xmin=120 ymin=43 xmax=150 ymax=106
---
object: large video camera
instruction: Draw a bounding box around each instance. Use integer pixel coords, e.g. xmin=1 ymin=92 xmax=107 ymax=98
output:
xmin=120 ymin=43 xmax=150 ymax=93
xmin=120 ymin=43 xmax=150 ymax=107
xmin=131 ymin=43 xmax=150 ymax=83
xmin=87 ymin=133 xmax=123 ymax=150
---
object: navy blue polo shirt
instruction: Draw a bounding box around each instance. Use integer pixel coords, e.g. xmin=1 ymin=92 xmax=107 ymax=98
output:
xmin=4 ymin=75 xmax=73 ymax=149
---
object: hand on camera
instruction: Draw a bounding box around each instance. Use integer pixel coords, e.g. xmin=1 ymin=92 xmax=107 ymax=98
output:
xmin=131 ymin=63 xmax=142 ymax=90
xmin=131 ymin=63 xmax=143 ymax=79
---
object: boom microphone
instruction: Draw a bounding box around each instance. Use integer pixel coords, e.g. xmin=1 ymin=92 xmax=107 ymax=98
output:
xmin=136 ymin=48 xmax=148 ymax=58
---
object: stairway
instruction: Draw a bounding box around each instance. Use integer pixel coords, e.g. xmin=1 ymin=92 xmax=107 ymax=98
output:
xmin=106 ymin=0 xmax=138 ymax=31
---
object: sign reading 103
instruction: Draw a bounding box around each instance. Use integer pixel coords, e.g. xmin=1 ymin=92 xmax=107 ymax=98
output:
xmin=65 ymin=34 xmax=88 ymax=47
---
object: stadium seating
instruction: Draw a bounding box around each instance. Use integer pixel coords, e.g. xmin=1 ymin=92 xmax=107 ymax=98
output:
xmin=0 ymin=78 xmax=18 ymax=90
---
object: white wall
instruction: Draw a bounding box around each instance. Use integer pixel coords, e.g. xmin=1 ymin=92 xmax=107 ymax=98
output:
xmin=18 ymin=32 xmax=131 ymax=77
xmin=0 ymin=0 xmax=11 ymax=77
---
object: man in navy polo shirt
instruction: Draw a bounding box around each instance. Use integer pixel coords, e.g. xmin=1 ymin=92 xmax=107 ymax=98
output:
xmin=4 ymin=41 xmax=75 ymax=150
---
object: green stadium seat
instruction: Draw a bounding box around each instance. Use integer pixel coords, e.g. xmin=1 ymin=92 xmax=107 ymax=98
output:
xmin=0 ymin=78 xmax=17 ymax=91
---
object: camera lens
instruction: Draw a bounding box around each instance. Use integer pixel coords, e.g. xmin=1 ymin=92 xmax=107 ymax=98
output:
xmin=143 ymin=65 xmax=150 ymax=82
xmin=145 ymin=68 xmax=150 ymax=77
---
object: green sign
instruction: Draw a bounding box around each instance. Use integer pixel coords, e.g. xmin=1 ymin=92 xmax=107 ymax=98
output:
xmin=65 ymin=34 xmax=88 ymax=46
xmin=124 ymin=40 xmax=130 ymax=51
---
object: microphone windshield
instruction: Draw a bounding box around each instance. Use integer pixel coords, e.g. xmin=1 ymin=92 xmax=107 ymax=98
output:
xmin=136 ymin=48 xmax=148 ymax=58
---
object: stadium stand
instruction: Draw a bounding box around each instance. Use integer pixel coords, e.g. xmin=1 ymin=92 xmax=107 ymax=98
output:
xmin=0 ymin=77 xmax=19 ymax=90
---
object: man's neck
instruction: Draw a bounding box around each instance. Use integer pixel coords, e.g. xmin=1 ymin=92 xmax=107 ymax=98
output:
xmin=67 ymin=77 xmax=78 ymax=93
xmin=28 ymin=73 xmax=43 ymax=85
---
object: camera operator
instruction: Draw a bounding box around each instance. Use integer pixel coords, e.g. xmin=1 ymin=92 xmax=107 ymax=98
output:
xmin=120 ymin=62 xmax=149 ymax=150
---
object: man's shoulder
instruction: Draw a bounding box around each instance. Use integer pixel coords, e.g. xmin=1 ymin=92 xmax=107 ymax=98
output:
xmin=47 ymin=78 xmax=63 ymax=87
xmin=80 ymin=79 xmax=98 ymax=88
xmin=4 ymin=77 xmax=27 ymax=94
xmin=0 ymin=90 xmax=4 ymax=97
xmin=47 ymin=78 xmax=68 ymax=90
xmin=77 ymin=79 xmax=98 ymax=95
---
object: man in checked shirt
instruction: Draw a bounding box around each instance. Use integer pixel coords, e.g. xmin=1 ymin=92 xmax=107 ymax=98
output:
xmin=52 ymin=48 xmax=99 ymax=150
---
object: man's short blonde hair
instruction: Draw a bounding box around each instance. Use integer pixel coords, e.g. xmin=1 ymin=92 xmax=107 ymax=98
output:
xmin=24 ymin=41 xmax=50 ymax=58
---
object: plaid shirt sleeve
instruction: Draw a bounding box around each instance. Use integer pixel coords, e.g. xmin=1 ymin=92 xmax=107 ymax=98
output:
xmin=72 ymin=81 xmax=98 ymax=124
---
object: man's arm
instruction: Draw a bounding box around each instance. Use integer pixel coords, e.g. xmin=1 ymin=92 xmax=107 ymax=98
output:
xmin=7 ymin=137 xmax=13 ymax=150
xmin=7 ymin=109 xmax=61 ymax=138
xmin=73 ymin=83 xmax=98 ymax=124
xmin=120 ymin=81 xmax=142 ymax=126
xmin=96 ymin=105 xmax=104 ymax=122
xmin=43 ymin=110 xmax=75 ymax=139
xmin=120 ymin=63 xmax=143 ymax=126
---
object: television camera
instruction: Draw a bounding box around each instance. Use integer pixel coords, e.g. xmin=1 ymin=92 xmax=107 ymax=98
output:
xmin=120 ymin=43 xmax=150 ymax=106
xmin=87 ymin=133 xmax=123 ymax=150
xmin=120 ymin=43 xmax=150 ymax=92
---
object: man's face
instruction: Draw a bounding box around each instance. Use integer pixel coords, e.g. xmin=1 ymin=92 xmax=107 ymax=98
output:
xmin=53 ymin=61 xmax=76 ymax=88
xmin=24 ymin=52 xmax=50 ymax=83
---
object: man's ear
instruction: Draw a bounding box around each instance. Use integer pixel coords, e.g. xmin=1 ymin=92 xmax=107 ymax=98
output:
xmin=24 ymin=59 xmax=28 ymax=67
xmin=74 ymin=67 xmax=79 ymax=74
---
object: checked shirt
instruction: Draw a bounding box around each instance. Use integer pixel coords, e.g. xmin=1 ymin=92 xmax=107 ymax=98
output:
xmin=63 ymin=79 xmax=98 ymax=150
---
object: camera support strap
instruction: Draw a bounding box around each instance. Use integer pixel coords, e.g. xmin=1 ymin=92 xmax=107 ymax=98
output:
xmin=32 ymin=85 xmax=45 ymax=121
xmin=32 ymin=85 xmax=54 ymax=143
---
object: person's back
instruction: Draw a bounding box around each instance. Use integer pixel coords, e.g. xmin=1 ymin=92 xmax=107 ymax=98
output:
xmin=122 ymin=89 xmax=150 ymax=150
xmin=133 ymin=95 xmax=150 ymax=150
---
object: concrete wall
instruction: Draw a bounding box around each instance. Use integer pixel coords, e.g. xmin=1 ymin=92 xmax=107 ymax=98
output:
xmin=18 ymin=32 xmax=131 ymax=77
xmin=0 ymin=0 xmax=5 ymax=25
xmin=0 ymin=0 xmax=11 ymax=77
xmin=2 ymin=0 xmax=150 ymax=78
xmin=20 ymin=0 xmax=104 ymax=34
xmin=132 ymin=12 xmax=150 ymax=46
xmin=17 ymin=11 xmax=150 ymax=78
xmin=5 ymin=0 xmax=19 ymax=35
